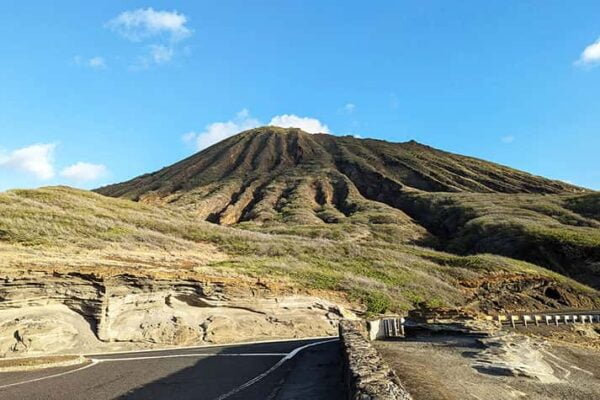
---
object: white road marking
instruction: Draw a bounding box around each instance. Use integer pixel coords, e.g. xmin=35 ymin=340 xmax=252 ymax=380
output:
xmin=0 ymin=360 xmax=99 ymax=390
xmin=92 ymin=353 xmax=287 ymax=362
xmin=212 ymin=338 xmax=339 ymax=400
xmin=84 ymin=335 xmax=337 ymax=357
xmin=0 ymin=338 xmax=337 ymax=392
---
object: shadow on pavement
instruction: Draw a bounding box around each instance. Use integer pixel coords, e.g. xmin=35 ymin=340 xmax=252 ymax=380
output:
xmin=118 ymin=341 xmax=346 ymax=400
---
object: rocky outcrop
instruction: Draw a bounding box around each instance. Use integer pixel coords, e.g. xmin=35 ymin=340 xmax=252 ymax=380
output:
xmin=0 ymin=272 xmax=354 ymax=358
xmin=472 ymin=333 xmax=560 ymax=383
xmin=339 ymin=320 xmax=412 ymax=400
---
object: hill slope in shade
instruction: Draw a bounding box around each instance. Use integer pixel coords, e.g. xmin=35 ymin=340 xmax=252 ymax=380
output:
xmin=96 ymin=127 xmax=599 ymax=289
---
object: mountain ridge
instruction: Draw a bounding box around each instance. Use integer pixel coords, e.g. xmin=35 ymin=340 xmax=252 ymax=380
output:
xmin=95 ymin=127 xmax=599 ymax=291
xmin=97 ymin=127 xmax=584 ymax=202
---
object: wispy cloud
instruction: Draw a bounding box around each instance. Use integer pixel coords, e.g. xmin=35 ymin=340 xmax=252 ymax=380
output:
xmin=149 ymin=44 xmax=174 ymax=64
xmin=183 ymin=110 xmax=330 ymax=150
xmin=88 ymin=57 xmax=107 ymax=69
xmin=74 ymin=56 xmax=107 ymax=69
xmin=60 ymin=162 xmax=107 ymax=182
xmin=501 ymin=135 xmax=515 ymax=144
xmin=107 ymin=8 xmax=192 ymax=68
xmin=575 ymin=37 xmax=600 ymax=67
xmin=107 ymin=8 xmax=191 ymax=42
xmin=341 ymin=103 xmax=356 ymax=114
xmin=0 ymin=143 xmax=56 ymax=179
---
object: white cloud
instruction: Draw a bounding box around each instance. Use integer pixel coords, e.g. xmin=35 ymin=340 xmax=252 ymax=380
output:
xmin=576 ymin=37 xmax=600 ymax=66
xmin=268 ymin=114 xmax=329 ymax=133
xmin=108 ymin=8 xmax=192 ymax=42
xmin=60 ymin=162 xmax=107 ymax=181
xmin=184 ymin=110 xmax=330 ymax=150
xmin=0 ymin=143 xmax=56 ymax=179
xmin=184 ymin=109 xmax=260 ymax=150
xmin=149 ymin=44 xmax=174 ymax=64
xmin=501 ymin=135 xmax=515 ymax=144
xmin=108 ymin=8 xmax=193 ymax=68
xmin=74 ymin=56 xmax=107 ymax=69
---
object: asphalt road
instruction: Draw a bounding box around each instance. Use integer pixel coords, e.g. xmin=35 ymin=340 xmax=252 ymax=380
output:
xmin=0 ymin=338 xmax=346 ymax=400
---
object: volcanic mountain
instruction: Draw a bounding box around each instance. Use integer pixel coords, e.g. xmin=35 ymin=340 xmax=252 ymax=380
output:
xmin=97 ymin=127 xmax=599 ymax=289
xmin=97 ymin=126 xmax=580 ymax=220
xmin=1 ymin=126 xmax=598 ymax=355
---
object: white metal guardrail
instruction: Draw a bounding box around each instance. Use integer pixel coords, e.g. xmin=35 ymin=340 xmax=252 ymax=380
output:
xmin=487 ymin=311 xmax=600 ymax=328
xmin=368 ymin=311 xmax=600 ymax=340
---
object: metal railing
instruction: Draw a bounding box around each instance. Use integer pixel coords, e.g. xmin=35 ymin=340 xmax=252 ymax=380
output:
xmin=487 ymin=311 xmax=600 ymax=328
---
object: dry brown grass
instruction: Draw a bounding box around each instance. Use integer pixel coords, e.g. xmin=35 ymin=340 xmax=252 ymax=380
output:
xmin=1 ymin=186 xmax=598 ymax=314
xmin=0 ymin=355 xmax=84 ymax=370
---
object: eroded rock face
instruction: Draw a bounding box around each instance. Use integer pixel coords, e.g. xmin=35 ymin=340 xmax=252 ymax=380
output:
xmin=0 ymin=273 xmax=354 ymax=358
xmin=472 ymin=333 xmax=560 ymax=383
xmin=0 ymin=304 xmax=102 ymax=356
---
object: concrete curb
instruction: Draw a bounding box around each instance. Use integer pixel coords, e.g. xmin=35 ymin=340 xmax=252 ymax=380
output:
xmin=339 ymin=320 xmax=412 ymax=400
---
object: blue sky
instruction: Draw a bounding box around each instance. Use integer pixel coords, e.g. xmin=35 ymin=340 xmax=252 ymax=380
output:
xmin=1 ymin=1 xmax=599 ymax=191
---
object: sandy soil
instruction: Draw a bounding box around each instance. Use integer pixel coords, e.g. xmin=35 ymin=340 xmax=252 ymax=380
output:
xmin=375 ymin=330 xmax=600 ymax=400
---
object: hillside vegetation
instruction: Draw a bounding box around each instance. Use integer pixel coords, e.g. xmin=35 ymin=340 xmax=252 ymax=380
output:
xmin=2 ymin=128 xmax=598 ymax=315
xmin=1 ymin=184 xmax=597 ymax=316
xmin=96 ymin=127 xmax=598 ymax=291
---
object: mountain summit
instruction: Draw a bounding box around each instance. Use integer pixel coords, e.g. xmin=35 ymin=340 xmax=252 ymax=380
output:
xmin=96 ymin=127 xmax=581 ymax=225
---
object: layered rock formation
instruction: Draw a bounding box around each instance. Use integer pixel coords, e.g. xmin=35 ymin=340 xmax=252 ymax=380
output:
xmin=0 ymin=272 xmax=354 ymax=358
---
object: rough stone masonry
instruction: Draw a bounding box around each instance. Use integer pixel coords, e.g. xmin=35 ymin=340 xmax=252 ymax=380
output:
xmin=339 ymin=320 xmax=412 ymax=400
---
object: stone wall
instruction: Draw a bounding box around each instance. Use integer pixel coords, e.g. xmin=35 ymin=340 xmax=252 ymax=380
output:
xmin=339 ymin=320 xmax=412 ymax=400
